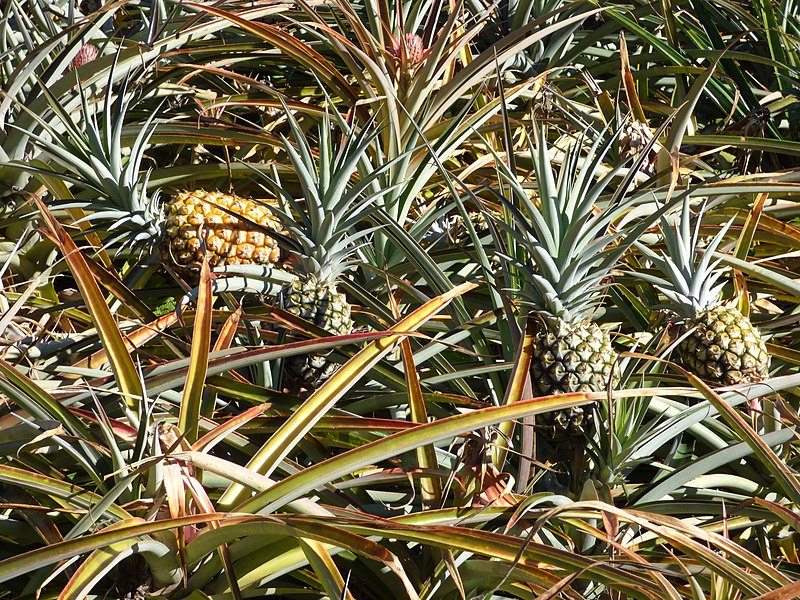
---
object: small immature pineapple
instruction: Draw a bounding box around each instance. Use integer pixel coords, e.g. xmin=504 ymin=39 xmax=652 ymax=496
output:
xmin=402 ymin=33 xmax=426 ymax=65
xmin=635 ymin=197 xmax=770 ymax=386
xmin=391 ymin=33 xmax=428 ymax=70
xmin=69 ymin=44 xmax=99 ymax=70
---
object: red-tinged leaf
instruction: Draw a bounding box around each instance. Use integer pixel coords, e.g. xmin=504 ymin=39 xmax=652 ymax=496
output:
xmin=734 ymin=192 xmax=767 ymax=315
xmin=0 ymin=514 xmax=223 ymax=584
xmin=300 ymin=539 xmax=356 ymax=600
xmin=80 ymin=249 xmax=156 ymax=320
xmin=744 ymin=498 xmax=800 ymax=532
xmin=235 ymin=389 xmax=602 ymax=515
xmin=64 ymin=407 xmax=138 ymax=442
xmin=751 ymin=581 xmax=800 ymax=600
xmin=141 ymin=330 xmax=391 ymax=397
xmin=33 ymin=197 xmax=143 ymax=411
xmin=0 ymin=504 xmax=85 ymax=514
xmin=0 ymin=358 xmax=92 ymax=440
xmin=493 ymin=316 xmax=535 ymax=470
xmin=58 ymin=537 xmax=181 ymax=599
xmin=754 ymin=212 xmax=800 ymax=246
xmin=1 ymin=486 xmax=64 ymax=548
xmin=311 ymin=517 xmax=659 ymax=597
xmin=565 ymin=512 xmax=681 ymax=600
xmin=178 ymin=259 xmax=213 ymax=442
xmin=0 ymin=465 xmax=130 ymax=520
xmin=213 ymin=306 xmax=242 ymax=353
xmin=442 ymin=549 xmax=466 ymax=600
xmin=538 ymin=573 xmax=582 ymax=600
xmin=734 ymin=192 xmax=767 ymax=262
xmin=184 ymin=514 xmax=418 ymax=598
xmin=183 ymin=466 xmax=242 ymax=600
xmin=401 ymin=336 xmax=441 ymax=508
xmin=255 ymin=416 xmax=415 ymax=433
xmin=186 ymin=3 xmax=357 ymax=106
xmin=163 ymin=462 xmax=186 ymax=531
xmin=74 ymin=311 xmax=179 ymax=372
xmin=23 ymin=171 xmax=112 ymax=269
xmin=193 ymin=403 xmax=271 ymax=453
xmin=200 ymin=306 xmax=244 ymax=418
xmin=775 ymin=395 xmax=800 ymax=427
xmin=620 ymin=32 xmax=646 ymax=123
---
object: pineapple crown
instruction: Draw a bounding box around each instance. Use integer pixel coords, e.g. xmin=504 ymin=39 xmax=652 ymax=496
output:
xmin=633 ymin=195 xmax=732 ymax=318
xmin=12 ymin=63 xmax=164 ymax=259
xmin=492 ymin=124 xmax=666 ymax=325
xmin=260 ymin=107 xmax=395 ymax=283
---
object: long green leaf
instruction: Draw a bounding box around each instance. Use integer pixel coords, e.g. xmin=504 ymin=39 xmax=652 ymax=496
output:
xmin=683 ymin=370 xmax=800 ymax=505
xmin=178 ymin=260 xmax=213 ymax=443
xmin=33 ymin=196 xmax=143 ymax=413
xmin=234 ymin=390 xmax=603 ymax=514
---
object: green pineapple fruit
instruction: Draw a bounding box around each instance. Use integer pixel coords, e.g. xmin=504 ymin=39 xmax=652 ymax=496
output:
xmin=532 ymin=319 xmax=619 ymax=397
xmin=278 ymin=275 xmax=354 ymax=386
xmin=635 ymin=197 xmax=770 ymax=385
xmin=495 ymin=125 xmax=656 ymax=441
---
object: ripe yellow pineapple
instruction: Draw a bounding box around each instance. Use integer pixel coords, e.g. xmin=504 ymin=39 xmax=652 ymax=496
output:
xmin=18 ymin=83 xmax=285 ymax=278
xmin=162 ymin=190 xmax=283 ymax=273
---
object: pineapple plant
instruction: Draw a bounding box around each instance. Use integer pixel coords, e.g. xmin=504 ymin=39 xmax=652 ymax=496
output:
xmin=264 ymin=111 xmax=388 ymax=388
xmin=16 ymin=79 xmax=284 ymax=278
xmin=634 ymin=197 xmax=770 ymax=385
xmin=494 ymin=126 xmax=658 ymax=441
